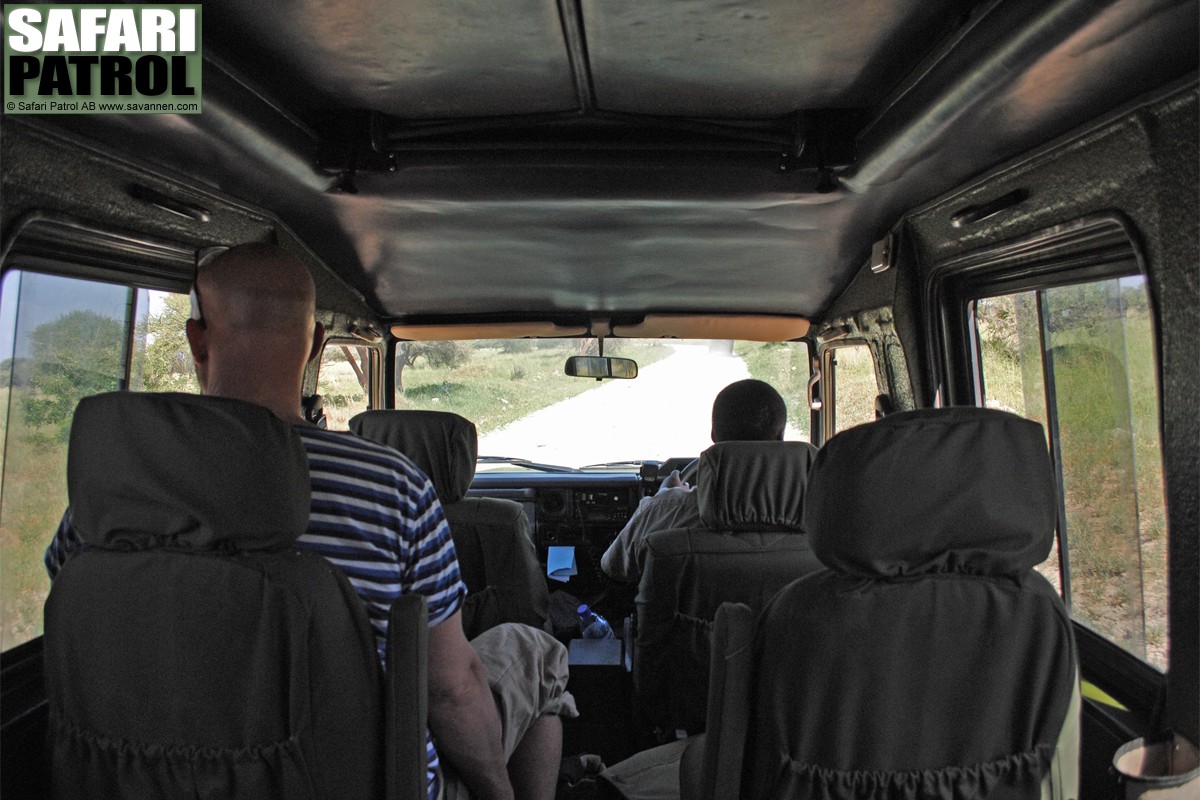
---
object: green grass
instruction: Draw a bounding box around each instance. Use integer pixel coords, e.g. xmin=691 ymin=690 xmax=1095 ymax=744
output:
xmin=395 ymin=341 xmax=669 ymax=435
xmin=317 ymin=361 xmax=369 ymax=431
xmin=829 ymin=344 xmax=880 ymax=433
xmin=735 ymin=341 xmax=879 ymax=438
xmin=0 ymin=386 xmax=67 ymax=650
xmin=734 ymin=342 xmax=812 ymax=438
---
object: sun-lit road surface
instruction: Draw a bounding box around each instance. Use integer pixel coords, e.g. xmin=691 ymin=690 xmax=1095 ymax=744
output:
xmin=478 ymin=343 xmax=804 ymax=469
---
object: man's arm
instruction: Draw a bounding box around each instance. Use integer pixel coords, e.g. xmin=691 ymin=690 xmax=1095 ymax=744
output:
xmin=600 ymin=471 xmax=693 ymax=582
xmin=45 ymin=509 xmax=82 ymax=579
xmin=426 ymin=610 xmax=514 ymax=800
xmin=600 ymin=500 xmax=650 ymax=582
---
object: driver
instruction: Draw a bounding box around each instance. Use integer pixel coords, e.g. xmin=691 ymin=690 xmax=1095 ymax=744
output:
xmin=600 ymin=378 xmax=787 ymax=582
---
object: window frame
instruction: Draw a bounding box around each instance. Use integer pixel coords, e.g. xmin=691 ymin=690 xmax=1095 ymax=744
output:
xmin=927 ymin=212 xmax=1167 ymax=718
xmin=819 ymin=339 xmax=879 ymax=436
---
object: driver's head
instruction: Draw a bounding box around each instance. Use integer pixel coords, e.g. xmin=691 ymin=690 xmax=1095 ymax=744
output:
xmin=711 ymin=379 xmax=787 ymax=442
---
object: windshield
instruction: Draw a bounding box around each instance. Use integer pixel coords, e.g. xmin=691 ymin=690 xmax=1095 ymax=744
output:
xmin=393 ymin=339 xmax=815 ymax=470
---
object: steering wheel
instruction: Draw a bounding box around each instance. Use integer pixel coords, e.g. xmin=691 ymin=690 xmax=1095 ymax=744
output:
xmin=678 ymin=457 xmax=699 ymax=486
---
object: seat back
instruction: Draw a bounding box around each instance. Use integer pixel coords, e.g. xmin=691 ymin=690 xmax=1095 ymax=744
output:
xmin=634 ymin=440 xmax=821 ymax=734
xmin=350 ymin=409 xmax=549 ymax=638
xmin=745 ymin=407 xmax=1079 ymax=800
xmin=387 ymin=594 xmax=430 ymax=800
xmin=44 ymin=393 xmax=385 ymax=800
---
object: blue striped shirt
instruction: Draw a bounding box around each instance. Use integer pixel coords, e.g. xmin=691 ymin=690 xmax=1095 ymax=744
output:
xmin=47 ymin=425 xmax=466 ymax=800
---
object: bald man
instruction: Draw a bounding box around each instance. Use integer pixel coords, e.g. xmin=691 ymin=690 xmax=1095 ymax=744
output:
xmin=46 ymin=243 xmax=575 ymax=800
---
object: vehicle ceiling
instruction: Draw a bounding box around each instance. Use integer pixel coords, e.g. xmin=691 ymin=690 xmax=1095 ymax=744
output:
xmin=32 ymin=0 xmax=1200 ymax=327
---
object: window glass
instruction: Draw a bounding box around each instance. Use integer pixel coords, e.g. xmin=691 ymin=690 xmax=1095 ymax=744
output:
xmin=974 ymin=275 xmax=1166 ymax=669
xmin=391 ymin=339 xmax=810 ymax=470
xmin=0 ymin=273 xmax=194 ymax=651
xmin=317 ymin=343 xmax=372 ymax=430
xmin=829 ymin=343 xmax=877 ymax=433
xmin=0 ymin=271 xmax=133 ymax=651
xmin=976 ymin=292 xmax=1064 ymax=596
xmin=0 ymin=271 xmax=135 ymax=650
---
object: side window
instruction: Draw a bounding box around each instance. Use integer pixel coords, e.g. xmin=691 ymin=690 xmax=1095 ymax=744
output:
xmin=827 ymin=342 xmax=878 ymax=434
xmin=316 ymin=343 xmax=372 ymax=430
xmin=973 ymin=275 xmax=1166 ymax=670
xmin=0 ymin=269 xmax=195 ymax=651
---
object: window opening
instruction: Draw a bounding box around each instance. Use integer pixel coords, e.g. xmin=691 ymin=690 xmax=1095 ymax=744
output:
xmin=828 ymin=342 xmax=877 ymax=434
xmin=974 ymin=275 xmax=1166 ymax=669
xmin=317 ymin=343 xmax=372 ymax=430
xmin=0 ymin=269 xmax=194 ymax=651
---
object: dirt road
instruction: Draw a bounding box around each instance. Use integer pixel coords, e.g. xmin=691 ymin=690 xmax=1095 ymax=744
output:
xmin=477 ymin=343 xmax=751 ymax=468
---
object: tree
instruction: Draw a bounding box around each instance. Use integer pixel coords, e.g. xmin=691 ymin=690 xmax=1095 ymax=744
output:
xmin=0 ymin=357 xmax=33 ymax=388
xmin=338 ymin=346 xmax=369 ymax=394
xmin=21 ymin=310 xmax=125 ymax=436
xmin=975 ymin=296 xmax=1020 ymax=362
xmin=395 ymin=341 xmax=470 ymax=391
xmin=140 ymin=293 xmax=197 ymax=392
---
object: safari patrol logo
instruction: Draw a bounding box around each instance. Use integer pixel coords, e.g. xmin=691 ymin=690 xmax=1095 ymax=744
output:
xmin=4 ymin=4 xmax=201 ymax=114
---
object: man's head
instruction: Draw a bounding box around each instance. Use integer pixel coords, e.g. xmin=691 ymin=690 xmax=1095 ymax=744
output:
xmin=185 ymin=243 xmax=323 ymax=422
xmin=711 ymin=379 xmax=787 ymax=442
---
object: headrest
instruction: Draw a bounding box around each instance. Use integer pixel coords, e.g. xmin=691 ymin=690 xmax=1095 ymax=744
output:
xmin=696 ymin=441 xmax=818 ymax=532
xmin=68 ymin=392 xmax=310 ymax=552
xmin=804 ymin=407 xmax=1056 ymax=578
xmin=349 ymin=410 xmax=476 ymax=503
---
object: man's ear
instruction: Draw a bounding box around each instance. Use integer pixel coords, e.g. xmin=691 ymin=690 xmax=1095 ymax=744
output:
xmin=185 ymin=318 xmax=208 ymax=365
xmin=308 ymin=321 xmax=325 ymax=363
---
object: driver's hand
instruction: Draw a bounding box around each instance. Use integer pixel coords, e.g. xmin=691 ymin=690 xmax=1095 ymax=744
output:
xmin=658 ymin=469 xmax=689 ymax=493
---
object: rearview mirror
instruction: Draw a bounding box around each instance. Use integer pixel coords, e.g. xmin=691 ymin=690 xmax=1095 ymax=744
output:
xmin=564 ymin=355 xmax=638 ymax=380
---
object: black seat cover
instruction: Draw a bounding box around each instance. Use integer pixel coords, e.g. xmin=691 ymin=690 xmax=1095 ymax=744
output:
xmin=44 ymin=392 xmax=385 ymax=800
xmin=635 ymin=439 xmax=821 ymax=734
xmin=746 ymin=407 xmax=1078 ymax=799
xmin=351 ymin=409 xmax=549 ymax=638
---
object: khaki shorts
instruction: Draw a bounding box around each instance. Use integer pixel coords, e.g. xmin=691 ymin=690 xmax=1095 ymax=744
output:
xmin=439 ymin=623 xmax=578 ymax=800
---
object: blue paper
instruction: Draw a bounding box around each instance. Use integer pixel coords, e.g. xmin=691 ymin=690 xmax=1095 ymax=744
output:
xmin=547 ymin=546 xmax=577 ymax=583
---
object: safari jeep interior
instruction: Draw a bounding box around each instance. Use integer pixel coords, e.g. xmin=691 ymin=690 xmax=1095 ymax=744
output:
xmin=1 ymin=1 xmax=1196 ymax=798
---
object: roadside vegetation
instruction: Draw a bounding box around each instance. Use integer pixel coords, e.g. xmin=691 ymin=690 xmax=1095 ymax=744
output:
xmin=734 ymin=341 xmax=812 ymax=438
xmin=736 ymin=340 xmax=878 ymax=438
xmin=0 ymin=385 xmax=63 ymax=649
xmin=318 ymin=338 xmax=670 ymax=435
xmin=398 ymin=342 xmax=602 ymax=435
xmin=977 ymin=283 xmax=1166 ymax=670
xmin=1 ymin=292 xmax=201 ymax=647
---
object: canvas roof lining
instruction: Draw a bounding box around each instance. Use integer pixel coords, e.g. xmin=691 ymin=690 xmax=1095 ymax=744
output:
xmin=33 ymin=0 xmax=1194 ymax=327
xmin=205 ymin=0 xmax=969 ymax=119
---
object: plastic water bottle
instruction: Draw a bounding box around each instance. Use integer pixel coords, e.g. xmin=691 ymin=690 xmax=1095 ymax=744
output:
xmin=577 ymin=604 xmax=614 ymax=639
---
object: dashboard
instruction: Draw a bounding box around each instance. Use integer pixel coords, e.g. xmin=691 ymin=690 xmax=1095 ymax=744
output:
xmin=467 ymin=472 xmax=642 ymax=557
xmin=467 ymin=462 xmax=692 ymax=601
xmin=467 ymin=471 xmax=649 ymax=602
